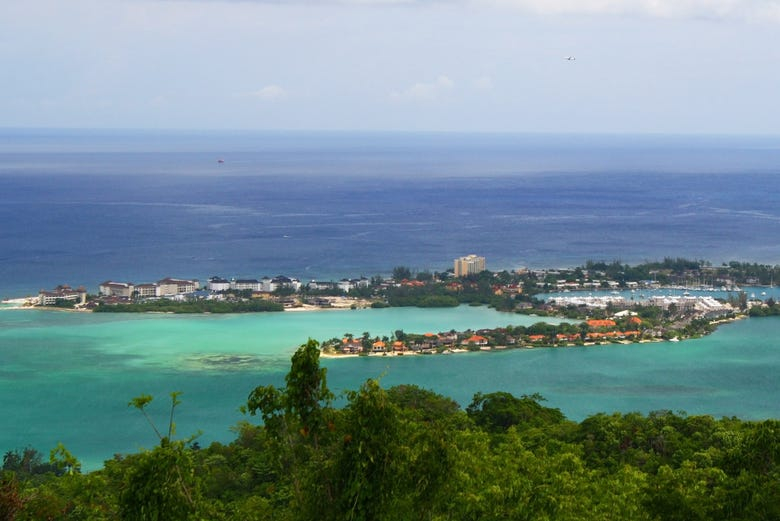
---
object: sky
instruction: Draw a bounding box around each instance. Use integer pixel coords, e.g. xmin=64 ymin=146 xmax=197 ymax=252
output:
xmin=1 ymin=0 xmax=779 ymax=134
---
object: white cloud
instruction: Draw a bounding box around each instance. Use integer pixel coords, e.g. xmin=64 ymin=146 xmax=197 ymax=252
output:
xmin=187 ymin=0 xmax=780 ymax=22
xmin=148 ymin=0 xmax=780 ymax=23
xmin=472 ymin=76 xmax=493 ymax=90
xmin=248 ymin=85 xmax=288 ymax=101
xmin=480 ymin=0 xmax=780 ymax=22
xmin=390 ymin=75 xmax=454 ymax=101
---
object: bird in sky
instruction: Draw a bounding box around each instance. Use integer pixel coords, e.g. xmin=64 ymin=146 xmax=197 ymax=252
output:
xmin=564 ymin=56 xmax=576 ymax=61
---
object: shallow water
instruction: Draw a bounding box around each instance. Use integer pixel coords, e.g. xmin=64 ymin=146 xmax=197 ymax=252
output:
xmin=0 ymin=305 xmax=549 ymax=469
xmin=1 ymin=306 xmax=778 ymax=471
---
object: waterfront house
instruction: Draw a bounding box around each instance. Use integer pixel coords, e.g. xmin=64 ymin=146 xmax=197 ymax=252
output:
xmin=392 ymin=341 xmax=407 ymax=352
xmin=463 ymin=335 xmax=488 ymax=347
xmin=341 ymin=338 xmax=363 ymax=354
xmin=437 ymin=333 xmax=458 ymax=346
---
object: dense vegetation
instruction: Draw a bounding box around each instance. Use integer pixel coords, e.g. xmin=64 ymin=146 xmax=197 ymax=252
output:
xmin=749 ymin=298 xmax=780 ymax=317
xmin=3 ymin=340 xmax=779 ymax=520
xmin=93 ymin=299 xmax=283 ymax=314
xmin=385 ymin=269 xmax=522 ymax=310
xmin=580 ymin=258 xmax=779 ymax=286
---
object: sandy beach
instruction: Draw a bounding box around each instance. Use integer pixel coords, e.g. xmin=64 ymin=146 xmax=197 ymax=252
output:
xmin=0 ymin=297 xmax=39 ymax=309
xmin=284 ymin=297 xmax=373 ymax=312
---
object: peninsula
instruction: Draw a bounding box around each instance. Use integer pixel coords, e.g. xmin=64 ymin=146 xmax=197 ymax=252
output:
xmin=4 ymin=257 xmax=779 ymax=349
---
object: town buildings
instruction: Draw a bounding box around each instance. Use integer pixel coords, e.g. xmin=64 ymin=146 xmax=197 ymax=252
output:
xmin=98 ymin=278 xmax=200 ymax=299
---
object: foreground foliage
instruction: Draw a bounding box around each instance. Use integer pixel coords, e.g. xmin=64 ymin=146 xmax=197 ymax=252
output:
xmin=2 ymin=340 xmax=779 ymax=520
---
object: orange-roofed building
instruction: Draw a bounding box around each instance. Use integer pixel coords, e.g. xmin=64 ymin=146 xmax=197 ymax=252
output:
xmin=528 ymin=334 xmax=546 ymax=342
xmin=587 ymin=319 xmax=617 ymax=328
xmin=629 ymin=316 xmax=643 ymax=325
xmin=392 ymin=341 xmax=406 ymax=351
xmin=464 ymin=335 xmax=488 ymax=346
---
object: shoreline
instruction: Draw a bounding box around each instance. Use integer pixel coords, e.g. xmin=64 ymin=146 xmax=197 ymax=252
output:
xmin=319 ymin=313 xmax=747 ymax=360
xmin=0 ymin=297 xmax=372 ymax=314
xmin=320 ymin=337 xmax=671 ymax=359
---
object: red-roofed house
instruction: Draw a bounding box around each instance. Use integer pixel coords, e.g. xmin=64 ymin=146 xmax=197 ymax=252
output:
xmin=463 ymin=335 xmax=488 ymax=346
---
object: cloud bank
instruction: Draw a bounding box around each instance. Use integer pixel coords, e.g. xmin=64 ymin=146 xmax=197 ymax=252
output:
xmin=186 ymin=0 xmax=780 ymax=22
xmin=248 ymin=85 xmax=288 ymax=101
xmin=485 ymin=0 xmax=780 ymax=21
xmin=390 ymin=75 xmax=454 ymax=102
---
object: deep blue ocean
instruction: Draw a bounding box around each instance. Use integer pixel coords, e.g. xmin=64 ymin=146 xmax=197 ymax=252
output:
xmin=2 ymin=129 xmax=779 ymax=297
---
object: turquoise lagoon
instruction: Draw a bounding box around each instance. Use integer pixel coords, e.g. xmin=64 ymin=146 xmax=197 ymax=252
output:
xmin=1 ymin=305 xmax=779 ymax=471
xmin=0 ymin=306 xmax=553 ymax=469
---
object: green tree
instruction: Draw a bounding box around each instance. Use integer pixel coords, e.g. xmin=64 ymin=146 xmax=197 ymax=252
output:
xmin=49 ymin=443 xmax=81 ymax=476
xmin=120 ymin=392 xmax=200 ymax=521
xmin=0 ymin=475 xmax=23 ymax=521
xmin=392 ymin=266 xmax=412 ymax=281
xmin=386 ymin=385 xmax=460 ymax=423
xmin=467 ymin=392 xmax=565 ymax=433
xmin=244 ymin=339 xmax=335 ymax=516
xmin=330 ymin=379 xmax=402 ymax=521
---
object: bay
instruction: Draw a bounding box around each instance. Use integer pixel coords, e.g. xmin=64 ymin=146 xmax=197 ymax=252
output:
xmin=0 ymin=305 xmax=551 ymax=470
